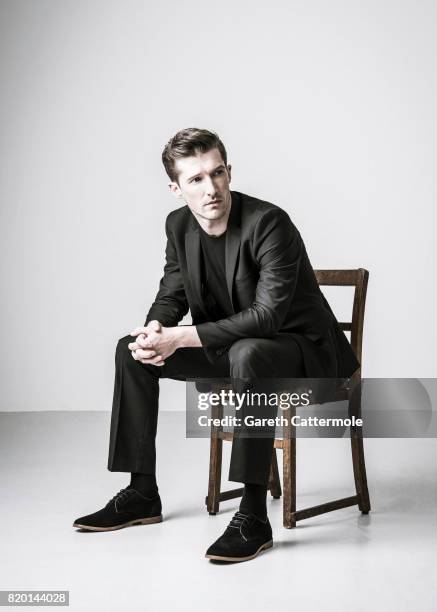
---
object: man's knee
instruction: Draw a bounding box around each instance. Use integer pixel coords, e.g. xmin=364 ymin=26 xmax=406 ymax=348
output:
xmin=115 ymin=334 xmax=133 ymax=361
xmin=228 ymin=338 xmax=264 ymax=372
xmin=115 ymin=334 xmax=160 ymax=377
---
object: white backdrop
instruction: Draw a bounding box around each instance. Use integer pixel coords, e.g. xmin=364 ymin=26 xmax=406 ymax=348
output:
xmin=1 ymin=0 xmax=436 ymax=411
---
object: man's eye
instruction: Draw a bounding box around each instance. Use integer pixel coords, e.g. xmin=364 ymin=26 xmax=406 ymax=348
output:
xmin=192 ymin=177 xmax=202 ymax=183
xmin=214 ymin=169 xmax=224 ymax=175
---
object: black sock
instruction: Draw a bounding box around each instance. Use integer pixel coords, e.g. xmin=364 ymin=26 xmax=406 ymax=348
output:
xmin=239 ymin=483 xmax=268 ymax=519
xmin=129 ymin=473 xmax=158 ymax=497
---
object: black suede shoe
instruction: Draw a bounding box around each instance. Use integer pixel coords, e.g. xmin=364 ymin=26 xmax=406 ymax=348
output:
xmin=205 ymin=512 xmax=273 ymax=562
xmin=73 ymin=488 xmax=162 ymax=531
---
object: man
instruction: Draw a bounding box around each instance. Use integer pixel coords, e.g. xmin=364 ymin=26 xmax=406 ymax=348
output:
xmin=73 ymin=128 xmax=359 ymax=562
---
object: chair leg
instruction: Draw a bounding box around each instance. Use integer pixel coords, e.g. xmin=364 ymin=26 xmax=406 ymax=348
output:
xmin=268 ymin=448 xmax=282 ymax=499
xmin=206 ymin=404 xmax=223 ymax=515
xmin=351 ymin=437 xmax=371 ymax=513
xmin=349 ymin=378 xmax=371 ymax=513
xmin=283 ymin=408 xmax=296 ymax=528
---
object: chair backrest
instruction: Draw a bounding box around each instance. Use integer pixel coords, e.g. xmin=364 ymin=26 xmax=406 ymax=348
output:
xmin=314 ymin=269 xmax=369 ymax=365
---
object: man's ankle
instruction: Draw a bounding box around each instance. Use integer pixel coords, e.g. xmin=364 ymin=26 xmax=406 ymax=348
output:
xmin=129 ymin=473 xmax=158 ymax=497
xmin=239 ymin=483 xmax=268 ymax=519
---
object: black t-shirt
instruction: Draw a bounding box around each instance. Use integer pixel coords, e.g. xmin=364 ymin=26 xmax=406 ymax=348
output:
xmin=199 ymin=227 xmax=234 ymax=320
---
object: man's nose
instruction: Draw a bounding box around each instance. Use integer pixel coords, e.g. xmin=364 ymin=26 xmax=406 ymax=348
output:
xmin=205 ymin=176 xmax=217 ymax=197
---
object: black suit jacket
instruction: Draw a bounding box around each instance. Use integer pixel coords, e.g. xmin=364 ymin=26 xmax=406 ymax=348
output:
xmin=145 ymin=191 xmax=360 ymax=378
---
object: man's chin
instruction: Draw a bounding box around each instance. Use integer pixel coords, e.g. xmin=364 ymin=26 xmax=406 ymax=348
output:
xmin=201 ymin=210 xmax=226 ymax=221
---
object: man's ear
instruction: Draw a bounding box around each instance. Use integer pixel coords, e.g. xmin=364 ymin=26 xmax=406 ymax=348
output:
xmin=168 ymin=181 xmax=182 ymax=199
xmin=227 ymin=164 xmax=232 ymax=184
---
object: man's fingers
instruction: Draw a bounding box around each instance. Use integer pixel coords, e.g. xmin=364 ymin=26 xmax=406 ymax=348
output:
xmin=135 ymin=348 xmax=157 ymax=359
xmin=130 ymin=321 xmax=162 ymax=337
xmin=130 ymin=326 xmax=148 ymax=337
xmin=133 ymin=332 xmax=159 ymax=350
xmin=128 ymin=337 xmax=148 ymax=351
xmin=131 ymin=349 xmax=164 ymax=365
xmin=139 ymin=355 xmax=165 ymax=366
xmin=136 ymin=335 xmax=149 ymax=349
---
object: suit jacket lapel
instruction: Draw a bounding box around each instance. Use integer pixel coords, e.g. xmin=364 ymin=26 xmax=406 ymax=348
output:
xmin=225 ymin=192 xmax=241 ymax=313
xmin=185 ymin=221 xmax=209 ymax=318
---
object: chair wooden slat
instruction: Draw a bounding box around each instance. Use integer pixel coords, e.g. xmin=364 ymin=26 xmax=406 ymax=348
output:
xmin=314 ymin=268 xmax=369 ymax=365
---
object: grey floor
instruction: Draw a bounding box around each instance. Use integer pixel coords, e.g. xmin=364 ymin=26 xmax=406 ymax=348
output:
xmin=1 ymin=410 xmax=436 ymax=612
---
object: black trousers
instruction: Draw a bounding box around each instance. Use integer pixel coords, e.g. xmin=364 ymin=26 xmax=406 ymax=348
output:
xmin=107 ymin=334 xmax=305 ymax=486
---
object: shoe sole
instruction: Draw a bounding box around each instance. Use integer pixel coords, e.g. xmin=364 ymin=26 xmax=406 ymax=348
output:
xmin=73 ymin=515 xmax=163 ymax=531
xmin=205 ymin=539 xmax=273 ymax=562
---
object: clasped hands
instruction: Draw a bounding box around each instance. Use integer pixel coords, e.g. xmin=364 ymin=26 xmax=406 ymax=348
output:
xmin=128 ymin=320 xmax=178 ymax=367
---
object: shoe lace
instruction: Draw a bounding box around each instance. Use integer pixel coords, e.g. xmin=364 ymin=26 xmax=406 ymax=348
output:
xmin=228 ymin=511 xmax=252 ymax=541
xmin=107 ymin=488 xmax=135 ymax=511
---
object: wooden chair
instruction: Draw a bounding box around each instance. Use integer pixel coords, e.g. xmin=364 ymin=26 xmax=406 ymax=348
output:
xmin=205 ymin=268 xmax=371 ymax=528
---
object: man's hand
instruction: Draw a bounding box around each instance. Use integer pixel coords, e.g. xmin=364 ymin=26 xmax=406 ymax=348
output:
xmin=129 ymin=320 xmax=187 ymax=366
xmin=128 ymin=321 xmax=202 ymax=366
xmin=128 ymin=321 xmax=166 ymax=366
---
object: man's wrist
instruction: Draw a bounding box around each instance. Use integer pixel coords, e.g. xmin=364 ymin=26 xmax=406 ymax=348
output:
xmin=173 ymin=325 xmax=201 ymax=349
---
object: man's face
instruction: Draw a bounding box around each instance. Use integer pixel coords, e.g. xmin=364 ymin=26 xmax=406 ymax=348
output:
xmin=169 ymin=148 xmax=232 ymax=222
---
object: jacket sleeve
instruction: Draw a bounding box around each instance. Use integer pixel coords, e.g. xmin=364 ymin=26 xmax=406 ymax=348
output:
xmin=196 ymin=208 xmax=303 ymax=348
xmin=145 ymin=215 xmax=189 ymax=327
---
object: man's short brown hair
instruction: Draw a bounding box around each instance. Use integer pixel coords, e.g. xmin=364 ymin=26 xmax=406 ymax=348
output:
xmin=162 ymin=128 xmax=228 ymax=183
